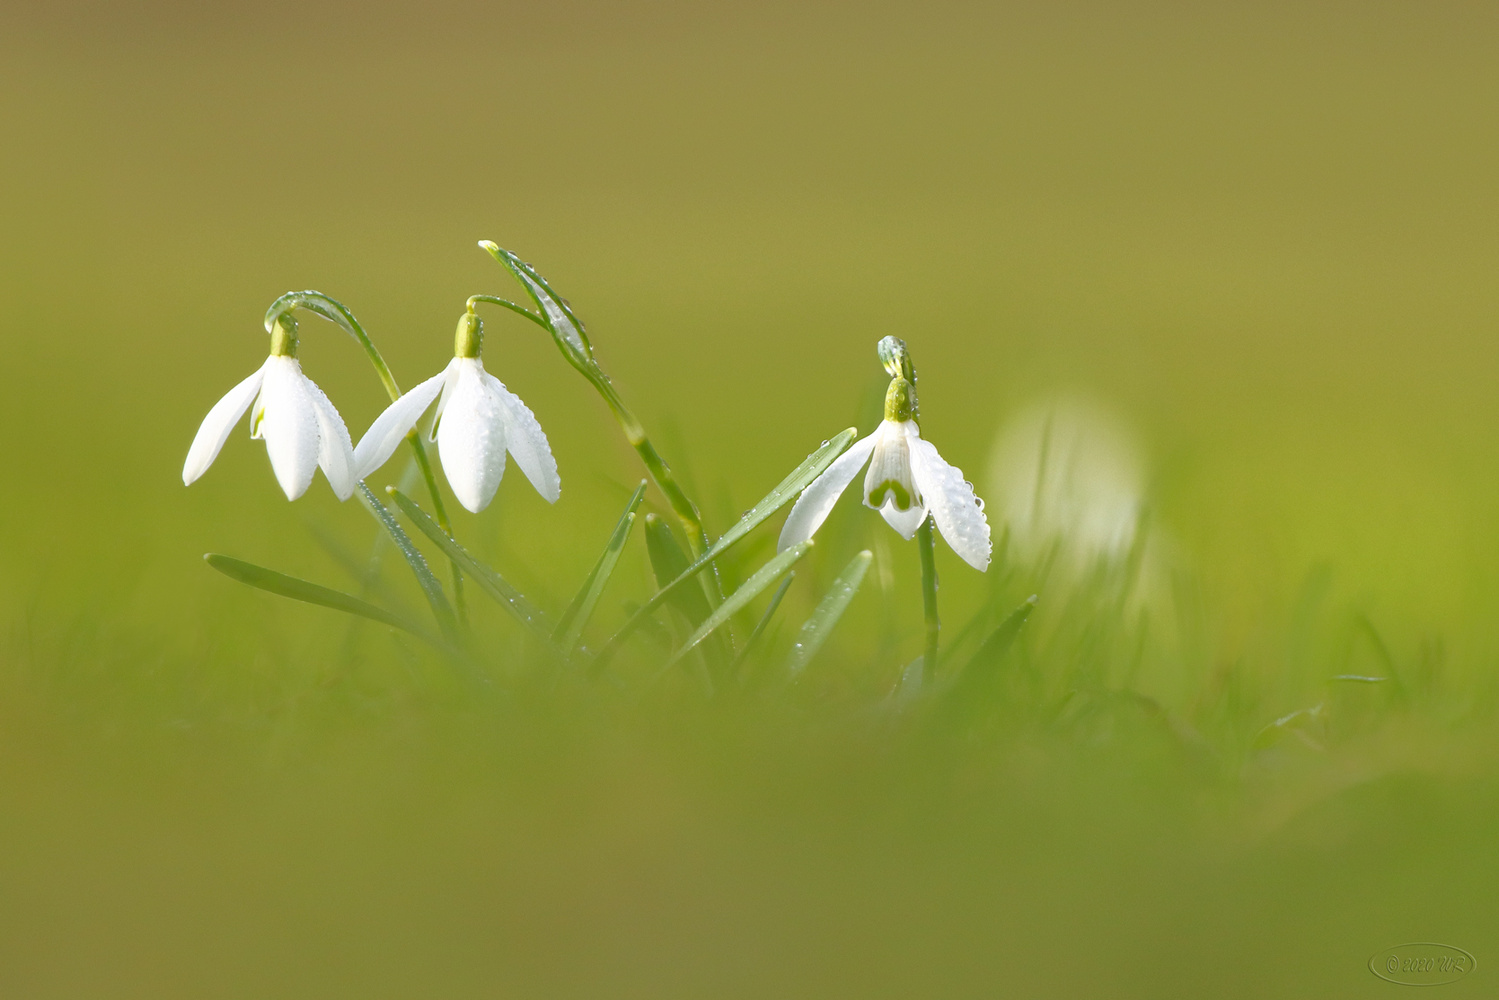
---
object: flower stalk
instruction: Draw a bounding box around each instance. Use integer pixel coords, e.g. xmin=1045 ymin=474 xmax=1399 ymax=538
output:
xmin=917 ymin=515 xmax=940 ymax=674
xmin=475 ymin=243 xmax=714 ymax=563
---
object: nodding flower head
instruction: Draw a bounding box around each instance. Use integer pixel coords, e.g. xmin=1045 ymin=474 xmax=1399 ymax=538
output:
xmin=353 ymin=310 xmax=560 ymax=513
xmin=778 ymin=337 xmax=991 ymax=570
xmin=182 ymin=315 xmax=356 ymax=501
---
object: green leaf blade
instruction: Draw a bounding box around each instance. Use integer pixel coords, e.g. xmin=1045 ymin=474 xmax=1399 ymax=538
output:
xmin=705 ymin=427 xmax=858 ymax=562
xmin=962 ymin=595 xmax=1038 ymax=678
xmin=645 ymin=514 xmax=713 ymax=625
xmin=666 ymin=542 xmax=812 ymax=668
xmin=357 ymin=482 xmax=458 ymax=642
xmin=204 ymin=554 xmax=434 ymax=645
xmin=730 ymin=572 xmax=796 ymax=673
xmin=387 ymin=488 xmax=559 ymax=648
xmin=479 ymin=242 xmax=593 ymax=364
xmin=785 ymin=550 xmax=873 ymax=679
xmin=595 ymin=428 xmax=856 ymax=664
xmin=554 ymin=480 xmax=647 ymax=651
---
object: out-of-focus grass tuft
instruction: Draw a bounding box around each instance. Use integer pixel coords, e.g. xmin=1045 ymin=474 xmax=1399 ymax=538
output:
xmin=4 ymin=519 xmax=1499 ymax=998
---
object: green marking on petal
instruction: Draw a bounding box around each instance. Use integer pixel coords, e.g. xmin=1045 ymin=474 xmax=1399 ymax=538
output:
xmin=868 ymin=479 xmax=913 ymax=510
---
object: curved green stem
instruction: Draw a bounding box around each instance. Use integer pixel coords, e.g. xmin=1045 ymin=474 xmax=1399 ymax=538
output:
xmin=473 ymin=243 xmax=714 ymax=563
xmin=264 ymin=290 xmax=467 ymax=626
xmin=265 ymin=291 xmax=402 ymax=401
xmin=918 ymin=515 xmax=940 ymax=675
xmin=466 ymin=295 xmax=549 ymax=328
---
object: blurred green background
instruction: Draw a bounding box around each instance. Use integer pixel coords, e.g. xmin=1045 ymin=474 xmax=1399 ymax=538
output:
xmin=3 ymin=0 xmax=1499 ymax=996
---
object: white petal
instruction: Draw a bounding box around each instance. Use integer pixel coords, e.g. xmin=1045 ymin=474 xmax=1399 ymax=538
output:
xmin=878 ymin=499 xmax=928 ymax=539
xmin=776 ymin=429 xmax=879 ymax=552
xmin=862 ymin=420 xmax=923 ymax=531
xmin=485 ymin=372 xmax=560 ymax=503
xmin=428 ymin=359 xmax=462 ymax=442
xmin=353 ymin=368 xmax=449 ymax=480
xmin=436 ymin=358 xmax=508 ymax=512
xmin=305 ymin=376 xmax=356 ymax=501
xmin=909 ymin=431 xmax=992 ymax=571
xmin=182 ymin=361 xmax=267 ymax=486
xmin=257 ymin=356 xmax=322 ymax=501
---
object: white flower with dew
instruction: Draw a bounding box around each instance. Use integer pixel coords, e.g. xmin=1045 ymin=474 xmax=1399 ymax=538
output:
xmin=778 ymin=337 xmax=991 ymax=571
xmin=182 ymin=316 xmax=356 ymax=501
xmin=353 ymin=311 xmax=560 ymax=513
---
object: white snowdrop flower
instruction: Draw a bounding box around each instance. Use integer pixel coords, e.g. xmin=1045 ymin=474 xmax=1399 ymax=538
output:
xmin=182 ymin=316 xmax=356 ymax=501
xmin=353 ymin=311 xmax=560 ymax=513
xmin=778 ymin=337 xmax=991 ymax=571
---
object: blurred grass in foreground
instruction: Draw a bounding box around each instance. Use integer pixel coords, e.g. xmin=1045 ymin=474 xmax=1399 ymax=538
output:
xmin=5 ymin=0 xmax=1499 ymax=995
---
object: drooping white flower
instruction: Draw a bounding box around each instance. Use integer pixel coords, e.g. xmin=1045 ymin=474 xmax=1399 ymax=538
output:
xmin=779 ymin=418 xmax=991 ymax=570
xmin=353 ymin=312 xmax=559 ymax=513
xmin=182 ymin=320 xmax=356 ymax=502
xmin=778 ymin=338 xmax=990 ymax=570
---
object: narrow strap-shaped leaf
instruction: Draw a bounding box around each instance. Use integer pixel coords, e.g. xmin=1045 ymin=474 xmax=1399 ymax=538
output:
xmin=387 ymin=488 xmax=558 ymax=646
xmin=205 ymin=554 xmax=437 ymax=646
xmin=785 ymin=550 xmax=873 ymax=679
xmin=730 ymin=571 xmax=795 ymax=673
xmin=926 ymin=596 xmax=1040 ymax=724
xmin=665 ymin=542 xmax=812 ymax=668
xmin=357 ymin=482 xmax=458 ymax=643
xmin=595 ymin=429 xmax=856 ymax=665
xmin=1353 ymin=613 xmax=1408 ymax=702
xmin=644 ymin=514 xmax=712 ymax=625
xmin=553 ymin=480 xmax=647 ymax=651
xmin=705 ymin=428 xmax=857 ymax=563
xmin=477 ymin=243 xmax=713 ymax=564
xmin=478 ymin=242 xmax=594 ymax=366
xmin=961 ymin=595 xmax=1038 ymax=678
xmin=301 ymin=520 xmax=404 ymax=610
xmin=1251 ymin=703 xmax=1325 ymax=751
xmin=644 ymin=512 xmax=733 ymax=666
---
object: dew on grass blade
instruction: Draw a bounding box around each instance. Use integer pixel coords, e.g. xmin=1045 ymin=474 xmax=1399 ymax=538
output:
xmin=785 ymin=550 xmax=872 ymax=679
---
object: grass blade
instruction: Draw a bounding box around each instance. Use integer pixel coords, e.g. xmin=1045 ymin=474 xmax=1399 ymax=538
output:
xmin=357 ymin=482 xmax=458 ymax=643
xmin=730 ymin=572 xmax=795 ymax=673
xmin=553 ymin=480 xmax=647 ymax=651
xmin=595 ymin=429 xmax=856 ymax=664
xmin=785 ymin=550 xmax=873 ymax=679
xmin=645 ymin=514 xmax=713 ymax=625
xmin=927 ymin=596 xmax=1039 ymax=725
xmin=205 ymin=554 xmax=436 ymax=646
xmin=1252 ymin=703 xmax=1325 ymax=751
xmin=387 ymin=488 xmax=558 ymax=647
xmin=300 ymin=520 xmax=408 ymax=612
xmin=962 ymin=595 xmax=1038 ymax=678
xmin=705 ymin=428 xmax=858 ymax=563
xmin=478 ymin=243 xmax=716 ymax=564
xmin=479 ymin=242 xmax=594 ymax=366
xmin=665 ymin=542 xmax=812 ymax=668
